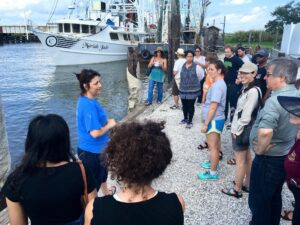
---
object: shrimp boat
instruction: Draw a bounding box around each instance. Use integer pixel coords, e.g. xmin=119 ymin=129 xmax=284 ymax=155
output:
xmin=31 ymin=0 xmax=146 ymax=65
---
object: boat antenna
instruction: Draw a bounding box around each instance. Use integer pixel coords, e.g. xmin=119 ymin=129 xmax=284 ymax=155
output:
xmin=47 ymin=0 xmax=59 ymax=23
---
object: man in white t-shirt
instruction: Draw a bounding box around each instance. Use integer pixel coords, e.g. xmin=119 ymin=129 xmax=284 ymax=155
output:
xmin=170 ymin=48 xmax=186 ymax=109
xmin=237 ymin=47 xmax=250 ymax=63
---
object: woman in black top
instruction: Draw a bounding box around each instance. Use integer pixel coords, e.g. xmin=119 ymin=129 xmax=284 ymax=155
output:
xmin=84 ymin=120 xmax=185 ymax=225
xmin=3 ymin=114 xmax=97 ymax=225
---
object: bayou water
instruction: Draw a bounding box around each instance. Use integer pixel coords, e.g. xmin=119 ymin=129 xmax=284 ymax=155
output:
xmin=0 ymin=43 xmax=133 ymax=165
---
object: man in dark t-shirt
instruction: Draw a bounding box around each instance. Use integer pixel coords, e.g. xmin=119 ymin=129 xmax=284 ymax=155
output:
xmin=223 ymin=46 xmax=244 ymax=125
xmin=255 ymin=49 xmax=269 ymax=99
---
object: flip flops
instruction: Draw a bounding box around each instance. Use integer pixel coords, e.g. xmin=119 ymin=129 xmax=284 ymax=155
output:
xmin=232 ymin=181 xmax=249 ymax=193
xmin=221 ymin=187 xmax=242 ymax=198
xmin=227 ymin=158 xmax=236 ymax=165
xmin=197 ymin=142 xmax=208 ymax=150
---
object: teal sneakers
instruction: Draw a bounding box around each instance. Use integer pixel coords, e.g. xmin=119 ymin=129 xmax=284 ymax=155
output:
xmin=200 ymin=161 xmax=220 ymax=170
xmin=198 ymin=171 xmax=219 ymax=180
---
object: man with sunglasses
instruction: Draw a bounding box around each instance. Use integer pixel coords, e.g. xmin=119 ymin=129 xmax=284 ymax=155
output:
xmin=248 ymin=58 xmax=300 ymax=225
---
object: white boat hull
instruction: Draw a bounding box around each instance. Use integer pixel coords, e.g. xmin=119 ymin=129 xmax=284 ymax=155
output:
xmin=33 ymin=30 xmax=137 ymax=65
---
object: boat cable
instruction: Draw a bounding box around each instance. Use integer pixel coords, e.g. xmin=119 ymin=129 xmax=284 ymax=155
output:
xmin=47 ymin=0 xmax=59 ymax=24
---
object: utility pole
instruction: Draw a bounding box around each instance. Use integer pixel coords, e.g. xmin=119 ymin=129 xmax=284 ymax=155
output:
xmin=167 ymin=0 xmax=180 ymax=84
xmin=220 ymin=16 xmax=226 ymax=46
xmin=199 ymin=0 xmax=211 ymax=49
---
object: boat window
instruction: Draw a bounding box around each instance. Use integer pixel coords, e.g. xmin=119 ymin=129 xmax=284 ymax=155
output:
xmin=72 ymin=24 xmax=80 ymax=33
xmin=64 ymin=24 xmax=71 ymax=33
xmin=82 ymin=25 xmax=89 ymax=33
xmin=58 ymin=24 xmax=63 ymax=32
xmin=110 ymin=33 xmax=119 ymax=40
xmin=134 ymin=35 xmax=139 ymax=41
xmin=90 ymin=26 xmax=96 ymax=34
xmin=123 ymin=34 xmax=128 ymax=41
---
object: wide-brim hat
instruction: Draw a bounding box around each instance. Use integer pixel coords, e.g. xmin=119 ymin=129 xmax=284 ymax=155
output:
xmin=154 ymin=47 xmax=164 ymax=56
xmin=239 ymin=62 xmax=258 ymax=73
xmin=277 ymin=96 xmax=300 ymax=117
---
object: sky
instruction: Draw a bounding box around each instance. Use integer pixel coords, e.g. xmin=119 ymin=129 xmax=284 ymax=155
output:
xmin=0 ymin=0 xmax=298 ymax=33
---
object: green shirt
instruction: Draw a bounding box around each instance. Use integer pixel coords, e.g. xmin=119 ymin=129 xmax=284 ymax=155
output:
xmin=250 ymin=85 xmax=300 ymax=156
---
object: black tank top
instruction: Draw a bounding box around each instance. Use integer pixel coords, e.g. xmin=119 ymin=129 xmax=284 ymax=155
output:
xmin=91 ymin=191 xmax=184 ymax=225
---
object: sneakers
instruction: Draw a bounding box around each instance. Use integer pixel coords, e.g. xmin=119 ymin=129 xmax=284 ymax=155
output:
xmin=170 ymin=104 xmax=180 ymax=110
xmin=186 ymin=122 xmax=193 ymax=129
xmin=179 ymin=119 xmax=188 ymax=124
xmin=144 ymin=101 xmax=152 ymax=106
xmin=200 ymin=161 xmax=220 ymax=170
xmin=198 ymin=171 xmax=219 ymax=180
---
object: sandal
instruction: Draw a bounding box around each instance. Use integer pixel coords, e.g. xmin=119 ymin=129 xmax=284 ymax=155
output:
xmin=219 ymin=151 xmax=223 ymax=160
xmin=170 ymin=104 xmax=180 ymax=109
xmin=227 ymin=158 xmax=236 ymax=165
xmin=281 ymin=210 xmax=293 ymax=221
xmin=197 ymin=142 xmax=208 ymax=150
xmin=221 ymin=187 xmax=242 ymax=198
xmin=144 ymin=101 xmax=152 ymax=106
xmin=232 ymin=181 xmax=249 ymax=193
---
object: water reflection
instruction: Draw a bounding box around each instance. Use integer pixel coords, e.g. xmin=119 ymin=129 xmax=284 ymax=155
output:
xmin=0 ymin=43 xmax=129 ymax=165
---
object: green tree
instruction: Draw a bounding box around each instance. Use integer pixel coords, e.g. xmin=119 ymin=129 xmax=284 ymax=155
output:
xmin=265 ymin=1 xmax=300 ymax=34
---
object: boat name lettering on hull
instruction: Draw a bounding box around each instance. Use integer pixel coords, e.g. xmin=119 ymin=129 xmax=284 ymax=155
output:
xmin=82 ymin=42 xmax=109 ymax=51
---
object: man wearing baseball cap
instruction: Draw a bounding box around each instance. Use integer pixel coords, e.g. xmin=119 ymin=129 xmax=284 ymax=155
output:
xmin=255 ymin=49 xmax=269 ymax=99
xmin=248 ymin=58 xmax=300 ymax=225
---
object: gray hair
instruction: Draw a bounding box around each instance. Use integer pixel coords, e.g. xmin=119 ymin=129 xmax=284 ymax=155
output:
xmin=266 ymin=58 xmax=299 ymax=84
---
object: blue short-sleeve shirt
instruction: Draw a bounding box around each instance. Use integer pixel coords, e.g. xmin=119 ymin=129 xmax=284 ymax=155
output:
xmin=77 ymin=96 xmax=109 ymax=153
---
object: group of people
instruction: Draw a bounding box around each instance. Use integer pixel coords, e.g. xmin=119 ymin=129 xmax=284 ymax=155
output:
xmin=2 ymin=69 xmax=184 ymax=225
xmin=1 ymin=46 xmax=300 ymax=225
xmin=145 ymin=44 xmax=300 ymax=225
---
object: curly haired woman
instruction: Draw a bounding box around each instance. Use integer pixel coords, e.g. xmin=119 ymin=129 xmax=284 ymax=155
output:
xmin=84 ymin=120 xmax=185 ymax=225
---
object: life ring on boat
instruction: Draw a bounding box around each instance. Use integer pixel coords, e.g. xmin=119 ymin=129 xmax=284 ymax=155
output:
xmin=141 ymin=49 xmax=151 ymax=60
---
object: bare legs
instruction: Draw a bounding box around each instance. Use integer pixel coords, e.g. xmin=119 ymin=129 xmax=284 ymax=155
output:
xmin=234 ymin=150 xmax=252 ymax=191
xmin=207 ymin=132 xmax=221 ymax=171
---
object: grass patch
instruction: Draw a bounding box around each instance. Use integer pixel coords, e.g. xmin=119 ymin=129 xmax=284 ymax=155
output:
xmin=224 ymin=41 xmax=275 ymax=49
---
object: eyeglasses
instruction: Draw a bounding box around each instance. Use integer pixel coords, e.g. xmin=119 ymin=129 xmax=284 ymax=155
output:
xmin=266 ymin=72 xmax=273 ymax=77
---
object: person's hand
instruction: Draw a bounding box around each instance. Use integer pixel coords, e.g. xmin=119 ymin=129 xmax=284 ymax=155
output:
xmin=107 ymin=119 xmax=117 ymax=129
xmin=201 ymin=124 xmax=208 ymax=133
xmin=252 ymin=140 xmax=276 ymax=155
xmin=296 ymin=129 xmax=300 ymax=140
xmin=232 ymin=134 xmax=237 ymax=139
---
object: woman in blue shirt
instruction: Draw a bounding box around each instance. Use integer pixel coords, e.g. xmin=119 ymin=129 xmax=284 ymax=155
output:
xmin=76 ymin=69 xmax=116 ymax=194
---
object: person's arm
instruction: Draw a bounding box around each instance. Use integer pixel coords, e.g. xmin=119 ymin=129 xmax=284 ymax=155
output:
xmin=88 ymin=190 xmax=97 ymax=201
xmin=148 ymin=57 xmax=155 ymax=68
xmin=6 ymin=199 xmax=27 ymax=225
xmin=255 ymin=128 xmax=273 ymax=155
xmin=162 ymin=58 xmax=167 ymax=71
xmin=235 ymin=89 xmax=259 ymax=135
xmin=252 ymin=97 xmax=279 ymax=154
xmin=84 ymin=198 xmax=95 ymax=225
xmin=201 ymin=102 xmax=218 ymax=133
xmin=196 ymin=65 xmax=204 ymax=81
xmin=89 ymin=119 xmax=116 ymax=138
xmin=176 ymin=194 xmax=186 ymax=212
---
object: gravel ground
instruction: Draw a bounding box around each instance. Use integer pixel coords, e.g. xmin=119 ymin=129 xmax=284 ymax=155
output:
xmin=125 ymin=93 xmax=294 ymax=225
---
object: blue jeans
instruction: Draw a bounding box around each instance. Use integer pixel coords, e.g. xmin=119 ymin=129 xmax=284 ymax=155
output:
xmin=249 ymin=154 xmax=286 ymax=225
xmin=77 ymin=148 xmax=107 ymax=192
xmin=146 ymin=79 xmax=163 ymax=103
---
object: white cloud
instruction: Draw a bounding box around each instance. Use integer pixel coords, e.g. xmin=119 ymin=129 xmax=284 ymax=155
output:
xmin=222 ymin=0 xmax=252 ymax=5
xmin=0 ymin=0 xmax=41 ymax=10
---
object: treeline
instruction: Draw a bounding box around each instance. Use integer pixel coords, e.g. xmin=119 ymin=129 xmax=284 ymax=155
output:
xmin=226 ymin=30 xmax=276 ymax=43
